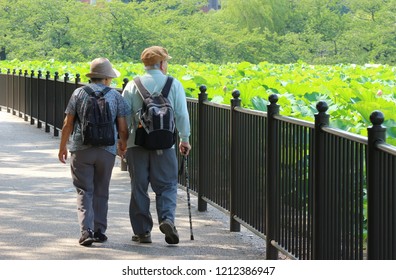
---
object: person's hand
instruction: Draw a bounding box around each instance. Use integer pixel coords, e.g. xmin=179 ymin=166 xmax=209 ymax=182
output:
xmin=58 ymin=147 xmax=68 ymax=164
xmin=179 ymin=141 xmax=191 ymax=156
xmin=117 ymin=139 xmax=127 ymax=157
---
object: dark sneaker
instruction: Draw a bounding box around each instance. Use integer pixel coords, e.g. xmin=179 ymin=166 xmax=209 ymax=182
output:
xmin=79 ymin=229 xmax=94 ymax=246
xmin=93 ymin=229 xmax=108 ymax=243
xmin=159 ymin=219 xmax=179 ymax=244
xmin=132 ymin=232 xmax=152 ymax=243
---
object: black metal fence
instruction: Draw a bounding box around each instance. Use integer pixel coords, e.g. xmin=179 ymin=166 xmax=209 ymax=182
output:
xmin=1 ymin=69 xmax=395 ymax=260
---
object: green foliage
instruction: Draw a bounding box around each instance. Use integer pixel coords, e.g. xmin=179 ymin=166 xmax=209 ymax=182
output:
xmin=0 ymin=0 xmax=395 ymax=65
xmin=222 ymin=0 xmax=292 ymax=34
xmin=1 ymin=60 xmax=395 ymax=145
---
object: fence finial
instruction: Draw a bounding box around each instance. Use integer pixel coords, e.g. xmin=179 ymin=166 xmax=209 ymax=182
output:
xmin=199 ymin=85 xmax=207 ymax=94
xmin=316 ymin=101 xmax=328 ymax=113
xmin=370 ymin=110 xmax=384 ymax=126
xmin=122 ymin=78 xmax=129 ymax=90
xmin=269 ymin=93 xmax=278 ymax=104
xmin=232 ymin=89 xmax=240 ymax=99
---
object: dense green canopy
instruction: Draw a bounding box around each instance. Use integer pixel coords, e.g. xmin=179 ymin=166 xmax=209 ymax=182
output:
xmin=0 ymin=0 xmax=395 ymax=65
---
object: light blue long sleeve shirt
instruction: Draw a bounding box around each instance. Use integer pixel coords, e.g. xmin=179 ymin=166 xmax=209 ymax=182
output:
xmin=122 ymin=69 xmax=190 ymax=148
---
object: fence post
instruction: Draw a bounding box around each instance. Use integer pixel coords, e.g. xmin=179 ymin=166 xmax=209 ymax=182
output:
xmin=367 ymin=110 xmax=386 ymax=260
xmin=266 ymin=94 xmax=279 ymax=260
xmin=30 ymin=70 xmax=35 ymax=125
xmin=6 ymin=69 xmax=10 ymax=113
xmin=75 ymin=73 xmax=81 ymax=88
xmin=198 ymin=85 xmax=208 ymax=212
xmin=45 ymin=71 xmax=50 ymax=133
xmin=12 ymin=69 xmax=16 ymax=115
xmin=24 ymin=70 xmax=28 ymax=121
xmin=36 ymin=70 xmax=42 ymax=129
xmin=53 ymin=72 xmax=59 ymax=137
xmin=120 ymin=78 xmax=129 ymax=172
xmin=18 ymin=69 xmax=22 ymax=117
xmin=230 ymin=89 xmax=241 ymax=232
xmin=58 ymin=73 xmax=70 ymax=131
xmin=63 ymin=73 xmax=69 ymax=116
xmin=313 ymin=101 xmax=330 ymax=259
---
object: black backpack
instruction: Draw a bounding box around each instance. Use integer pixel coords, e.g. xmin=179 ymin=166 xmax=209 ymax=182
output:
xmin=134 ymin=76 xmax=176 ymax=150
xmin=79 ymin=86 xmax=115 ymax=146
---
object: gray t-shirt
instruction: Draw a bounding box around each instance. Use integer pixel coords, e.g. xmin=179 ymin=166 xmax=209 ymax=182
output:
xmin=65 ymin=83 xmax=131 ymax=156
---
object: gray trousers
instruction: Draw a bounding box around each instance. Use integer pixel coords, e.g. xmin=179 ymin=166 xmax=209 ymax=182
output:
xmin=70 ymin=148 xmax=115 ymax=233
xmin=126 ymin=147 xmax=178 ymax=235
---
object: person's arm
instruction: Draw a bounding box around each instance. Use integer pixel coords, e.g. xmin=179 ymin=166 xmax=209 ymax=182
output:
xmin=116 ymin=116 xmax=128 ymax=157
xmin=121 ymin=82 xmax=134 ymax=130
xmin=58 ymin=114 xmax=75 ymax=163
xmin=172 ymin=80 xmax=191 ymax=155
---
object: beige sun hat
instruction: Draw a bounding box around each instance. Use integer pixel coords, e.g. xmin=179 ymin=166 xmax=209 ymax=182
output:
xmin=141 ymin=46 xmax=172 ymax=66
xmin=86 ymin=57 xmax=120 ymax=79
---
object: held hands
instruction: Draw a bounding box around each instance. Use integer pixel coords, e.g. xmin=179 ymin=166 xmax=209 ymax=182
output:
xmin=117 ymin=139 xmax=127 ymax=157
xmin=179 ymin=141 xmax=191 ymax=156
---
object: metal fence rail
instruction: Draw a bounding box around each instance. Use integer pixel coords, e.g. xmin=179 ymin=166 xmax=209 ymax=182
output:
xmin=318 ymin=128 xmax=366 ymax=259
xmin=367 ymin=118 xmax=396 ymax=260
xmin=232 ymin=99 xmax=267 ymax=236
xmin=274 ymin=115 xmax=314 ymax=260
xmin=181 ymin=97 xmax=199 ymax=193
xmin=374 ymin=147 xmax=396 ymax=259
xmin=200 ymin=99 xmax=231 ymax=211
xmin=1 ymin=69 xmax=395 ymax=260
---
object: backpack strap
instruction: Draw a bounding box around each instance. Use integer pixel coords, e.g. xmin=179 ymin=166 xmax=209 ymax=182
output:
xmin=75 ymin=86 xmax=112 ymax=124
xmin=101 ymin=87 xmax=112 ymax=96
xmin=134 ymin=76 xmax=174 ymax=99
xmin=82 ymin=85 xmax=95 ymax=96
xmin=74 ymin=86 xmax=95 ymax=124
xmin=83 ymin=85 xmax=111 ymax=97
xmin=134 ymin=77 xmax=150 ymax=100
xmin=161 ymin=76 xmax=173 ymax=98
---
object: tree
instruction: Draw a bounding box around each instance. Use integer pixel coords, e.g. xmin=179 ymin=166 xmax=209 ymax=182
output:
xmin=221 ymin=0 xmax=290 ymax=34
xmin=0 ymin=0 xmax=394 ymax=65
xmin=341 ymin=0 xmax=396 ymax=64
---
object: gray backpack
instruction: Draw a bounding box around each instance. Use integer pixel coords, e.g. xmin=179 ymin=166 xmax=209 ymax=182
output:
xmin=133 ymin=76 xmax=176 ymax=150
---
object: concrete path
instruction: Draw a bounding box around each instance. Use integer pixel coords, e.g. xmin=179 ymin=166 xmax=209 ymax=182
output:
xmin=1 ymin=108 xmax=385 ymax=280
xmin=0 ymin=108 xmax=268 ymax=260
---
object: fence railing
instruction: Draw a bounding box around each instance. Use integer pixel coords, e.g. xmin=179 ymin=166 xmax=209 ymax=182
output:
xmin=1 ymin=69 xmax=395 ymax=260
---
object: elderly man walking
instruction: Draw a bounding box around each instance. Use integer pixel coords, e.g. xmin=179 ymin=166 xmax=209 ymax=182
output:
xmin=122 ymin=46 xmax=191 ymax=244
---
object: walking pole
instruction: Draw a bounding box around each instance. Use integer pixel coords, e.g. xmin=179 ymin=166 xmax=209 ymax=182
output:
xmin=183 ymin=155 xmax=194 ymax=240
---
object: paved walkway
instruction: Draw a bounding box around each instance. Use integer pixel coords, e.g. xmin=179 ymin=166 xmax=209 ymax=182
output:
xmin=1 ymin=109 xmax=386 ymax=280
xmin=0 ymin=108 xmax=268 ymax=260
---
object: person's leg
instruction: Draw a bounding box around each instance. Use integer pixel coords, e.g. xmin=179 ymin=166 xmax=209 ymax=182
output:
xmin=70 ymin=149 xmax=95 ymax=245
xmin=126 ymin=147 xmax=152 ymax=236
xmin=92 ymin=148 xmax=115 ymax=238
xmin=150 ymin=148 xmax=178 ymax=223
xmin=150 ymin=148 xmax=179 ymax=244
